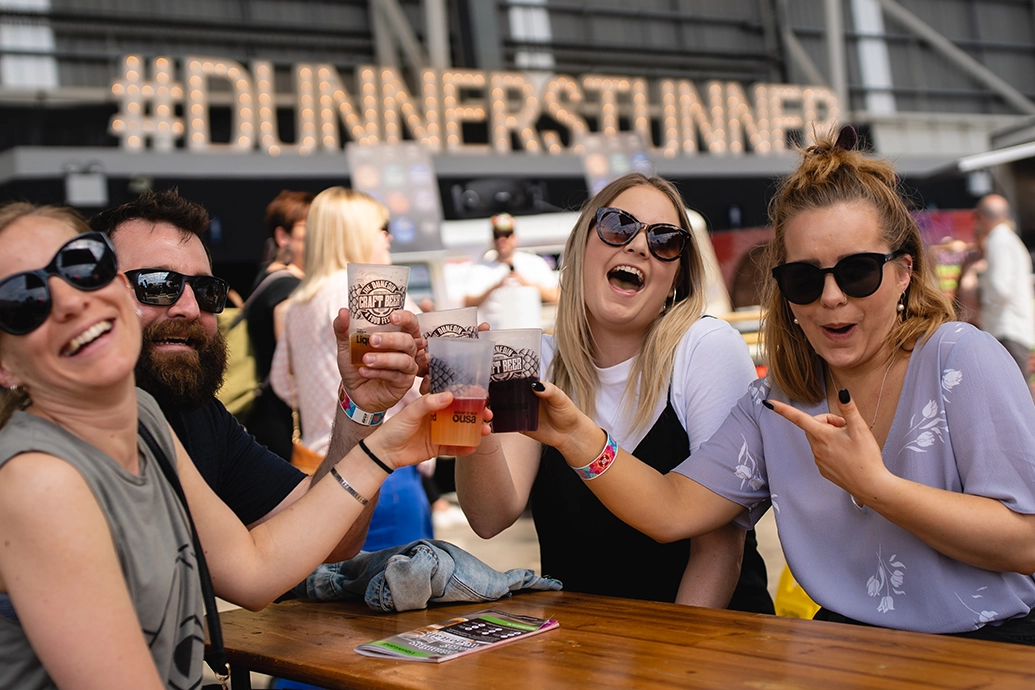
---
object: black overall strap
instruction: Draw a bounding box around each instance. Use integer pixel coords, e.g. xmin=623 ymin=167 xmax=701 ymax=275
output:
xmin=138 ymin=421 xmax=229 ymax=682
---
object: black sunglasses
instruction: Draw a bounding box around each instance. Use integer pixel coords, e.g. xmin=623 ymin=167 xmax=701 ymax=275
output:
xmin=771 ymin=251 xmax=903 ymax=305
xmin=594 ymin=207 xmax=690 ymax=262
xmin=124 ymin=269 xmax=229 ymax=314
xmin=0 ymin=232 xmax=119 ymax=335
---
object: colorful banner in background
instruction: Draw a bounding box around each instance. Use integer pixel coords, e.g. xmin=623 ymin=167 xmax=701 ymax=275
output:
xmin=346 ymin=142 xmax=444 ymax=252
xmin=710 ymin=209 xmax=979 ymax=309
xmin=578 ymin=133 xmax=654 ymax=196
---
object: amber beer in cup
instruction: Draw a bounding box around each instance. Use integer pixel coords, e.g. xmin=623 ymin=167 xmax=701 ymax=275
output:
xmin=481 ymin=328 xmax=541 ymax=433
xmin=428 ymin=338 xmax=493 ymax=446
xmin=347 ymin=263 xmax=410 ymax=366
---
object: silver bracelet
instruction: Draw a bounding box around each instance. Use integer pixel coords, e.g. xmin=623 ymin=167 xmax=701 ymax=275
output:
xmin=330 ymin=466 xmax=369 ymax=505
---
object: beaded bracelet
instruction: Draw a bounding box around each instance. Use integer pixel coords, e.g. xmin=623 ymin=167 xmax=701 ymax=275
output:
xmin=572 ymin=429 xmax=618 ymax=481
xmin=330 ymin=467 xmax=369 ymax=505
xmin=338 ymin=381 xmax=386 ymax=426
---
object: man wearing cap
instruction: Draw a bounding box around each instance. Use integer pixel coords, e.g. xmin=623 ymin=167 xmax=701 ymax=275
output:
xmin=463 ymin=213 xmax=559 ymax=329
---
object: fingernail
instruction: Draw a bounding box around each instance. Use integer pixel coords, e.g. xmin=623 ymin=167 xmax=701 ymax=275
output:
xmin=761 ymin=399 xmax=774 ymax=410
xmin=370 ymin=335 xmax=381 ymax=347
xmin=839 ymin=388 xmax=851 ymax=404
xmin=531 ymin=381 xmax=545 ymax=392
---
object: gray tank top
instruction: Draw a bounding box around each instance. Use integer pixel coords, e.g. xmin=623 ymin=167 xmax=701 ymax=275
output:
xmin=0 ymin=390 xmax=203 ymax=689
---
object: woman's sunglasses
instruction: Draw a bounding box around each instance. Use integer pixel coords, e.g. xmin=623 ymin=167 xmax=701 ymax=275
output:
xmin=594 ymin=207 xmax=690 ymax=262
xmin=0 ymin=232 xmax=119 ymax=335
xmin=124 ymin=269 xmax=229 ymax=314
xmin=771 ymin=251 xmax=902 ymax=305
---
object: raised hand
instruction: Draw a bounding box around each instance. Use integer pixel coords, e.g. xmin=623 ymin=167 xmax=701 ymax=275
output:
xmin=523 ymin=381 xmax=603 ymax=461
xmin=334 ymin=308 xmax=424 ymax=412
xmin=364 ymin=392 xmax=493 ymax=466
xmin=766 ymin=389 xmax=891 ymax=507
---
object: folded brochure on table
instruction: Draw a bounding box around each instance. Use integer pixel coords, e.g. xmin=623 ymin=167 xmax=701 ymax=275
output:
xmin=355 ymin=609 xmax=558 ymax=662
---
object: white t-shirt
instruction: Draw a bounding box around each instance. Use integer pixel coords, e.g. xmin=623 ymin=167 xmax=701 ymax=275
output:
xmin=980 ymin=223 xmax=1035 ymax=348
xmin=542 ymin=316 xmax=757 ymax=452
xmin=466 ymin=251 xmax=558 ymax=330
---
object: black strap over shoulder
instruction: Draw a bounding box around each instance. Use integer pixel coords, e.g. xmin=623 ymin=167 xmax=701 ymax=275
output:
xmin=137 ymin=421 xmax=229 ymax=682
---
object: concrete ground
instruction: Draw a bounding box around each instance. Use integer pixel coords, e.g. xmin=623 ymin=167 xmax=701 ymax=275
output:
xmin=433 ymin=494 xmax=785 ymax=602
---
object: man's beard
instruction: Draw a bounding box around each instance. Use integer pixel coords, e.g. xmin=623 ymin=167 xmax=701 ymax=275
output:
xmin=135 ymin=319 xmax=228 ymax=410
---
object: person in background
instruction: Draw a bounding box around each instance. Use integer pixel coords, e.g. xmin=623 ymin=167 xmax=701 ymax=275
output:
xmin=244 ymin=190 xmax=313 ymax=461
xmin=521 ymin=127 xmax=1035 ymax=643
xmin=464 ymin=212 xmax=559 ymax=329
xmin=90 ymin=189 xmax=424 ymax=561
xmin=455 ymin=173 xmax=773 ymax=612
xmin=972 ymin=194 xmax=1035 ymax=377
xmin=0 ymin=201 xmax=481 ymax=688
xmin=271 ymin=186 xmax=433 ymax=551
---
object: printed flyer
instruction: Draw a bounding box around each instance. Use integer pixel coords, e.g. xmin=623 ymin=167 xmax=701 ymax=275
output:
xmin=355 ymin=610 xmax=558 ymax=662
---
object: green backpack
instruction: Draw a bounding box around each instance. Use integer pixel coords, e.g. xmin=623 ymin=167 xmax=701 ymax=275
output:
xmin=215 ymin=270 xmax=293 ymax=422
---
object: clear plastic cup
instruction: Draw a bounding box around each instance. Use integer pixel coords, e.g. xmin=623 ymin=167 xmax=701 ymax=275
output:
xmin=417 ymin=307 xmax=478 ymax=340
xmin=480 ymin=328 xmax=542 ymax=433
xmin=428 ymin=337 xmax=493 ymax=446
xmin=347 ymin=263 xmax=410 ymax=366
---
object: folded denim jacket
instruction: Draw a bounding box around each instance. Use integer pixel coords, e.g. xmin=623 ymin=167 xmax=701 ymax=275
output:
xmin=291 ymin=539 xmax=562 ymax=612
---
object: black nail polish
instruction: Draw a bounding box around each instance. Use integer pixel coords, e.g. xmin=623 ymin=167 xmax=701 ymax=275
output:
xmin=838 ymin=388 xmax=851 ymax=404
xmin=761 ymin=399 xmax=774 ymax=410
xmin=531 ymin=381 xmax=545 ymax=392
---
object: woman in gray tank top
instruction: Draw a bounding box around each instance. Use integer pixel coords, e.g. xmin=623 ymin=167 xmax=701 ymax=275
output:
xmin=0 ymin=203 xmax=488 ymax=688
xmin=521 ymin=126 xmax=1035 ymax=644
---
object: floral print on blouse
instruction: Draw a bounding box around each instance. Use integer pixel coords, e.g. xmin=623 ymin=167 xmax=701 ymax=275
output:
xmin=677 ymin=323 xmax=1035 ymax=634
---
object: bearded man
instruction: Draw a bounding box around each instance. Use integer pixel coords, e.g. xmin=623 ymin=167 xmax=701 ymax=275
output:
xmin=90 ymin=190 xmax=424 ymax=561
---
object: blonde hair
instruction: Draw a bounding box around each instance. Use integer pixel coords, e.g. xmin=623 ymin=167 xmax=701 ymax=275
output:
xmin=550 ymin=173 xmax=707 ymax=433
xmin=762 ymin=127 xmax=955 ymax=404
xmin=0 ymin=202 xmax=92 ymax=428
xmin=290 ymin=187 xmax=389 ymax=303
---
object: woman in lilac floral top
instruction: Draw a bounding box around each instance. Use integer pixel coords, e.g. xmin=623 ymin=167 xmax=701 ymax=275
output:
xmin=523 ymin=126 xmax=1035 ymax=643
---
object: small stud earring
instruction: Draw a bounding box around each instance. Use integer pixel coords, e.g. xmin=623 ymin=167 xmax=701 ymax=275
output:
xmin=793 ymin=317 xmax=799 ymax=325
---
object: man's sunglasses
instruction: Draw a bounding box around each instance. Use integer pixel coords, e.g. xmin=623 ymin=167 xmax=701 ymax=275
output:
xmin=0 ymin=232 xmax=119 ymax=335
xmin=594 ymin=207 xmax=690 ymax=262
xmin=124 ymin=269 xmax=229 ymax=314
xmin=771 ymin=251 xmax=903 ymax=305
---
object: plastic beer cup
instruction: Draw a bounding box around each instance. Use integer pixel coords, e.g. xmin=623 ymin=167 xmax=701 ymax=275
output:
xmin=347 ymin=263 xmax=410 ymax=367
xmin=428 ymin=337 xmax=493 ymax=446
xmin=480 ymin=328 xmax=542 ymax=433
xmin=417 ymin=307 xmax=478 ymax=340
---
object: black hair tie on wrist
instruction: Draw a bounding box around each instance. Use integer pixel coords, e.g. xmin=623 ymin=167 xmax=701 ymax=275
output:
xmin=359 ymin=438 xmax=394 ymax=475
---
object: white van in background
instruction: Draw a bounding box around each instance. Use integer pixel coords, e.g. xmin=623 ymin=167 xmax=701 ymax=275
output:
xmin=392 ymin=209 xmax=732 ymax=332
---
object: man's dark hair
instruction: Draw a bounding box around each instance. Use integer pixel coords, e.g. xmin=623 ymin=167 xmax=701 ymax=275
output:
xmin=89 ymin=188 xmax=212 ymax=261
xmin=264 ymin=190 xmax=313 ymax=239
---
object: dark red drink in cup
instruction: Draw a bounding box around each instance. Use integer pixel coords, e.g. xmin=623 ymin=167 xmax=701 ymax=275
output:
xmin=481 ymin=328 xmax=542 ymax=433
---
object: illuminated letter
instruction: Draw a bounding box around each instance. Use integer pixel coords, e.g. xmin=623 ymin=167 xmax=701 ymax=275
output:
xmin=489 ymin=72 xmax=542 ymax=153
xmin=380 ymin=67 xmax=441 ymax=150
xmin=581 ymin=75 xmax=651 ymax=145
xmin=109 ymin=55 xmax=184 ymax=151
xmin=184 ymin=57 xmax=254 ymax=152
xmin=542 ymin=75 xmax=588 ymax=154
xmin=803 ymin=87 xmax=841 ymax=144
xmin=441 ymin=70 xmax=488 ymax=152
xmin=658 ymin=80 xmax=723 ymax=156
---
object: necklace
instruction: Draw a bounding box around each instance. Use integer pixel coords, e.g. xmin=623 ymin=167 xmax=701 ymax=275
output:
xmin=868 ymin=354 xmax=898 ymax=429
xmin=831 ymin=353 xmax=898 ymax=429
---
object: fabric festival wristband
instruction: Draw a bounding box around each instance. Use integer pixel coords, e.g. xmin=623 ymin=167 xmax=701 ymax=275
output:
xmin=338 ymin=381 xmax=386 ymax=426
xmin=572 ymin=429 xmax=618 ymax=480
xmin=330 ymin=467 xmax=369 ymax=505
